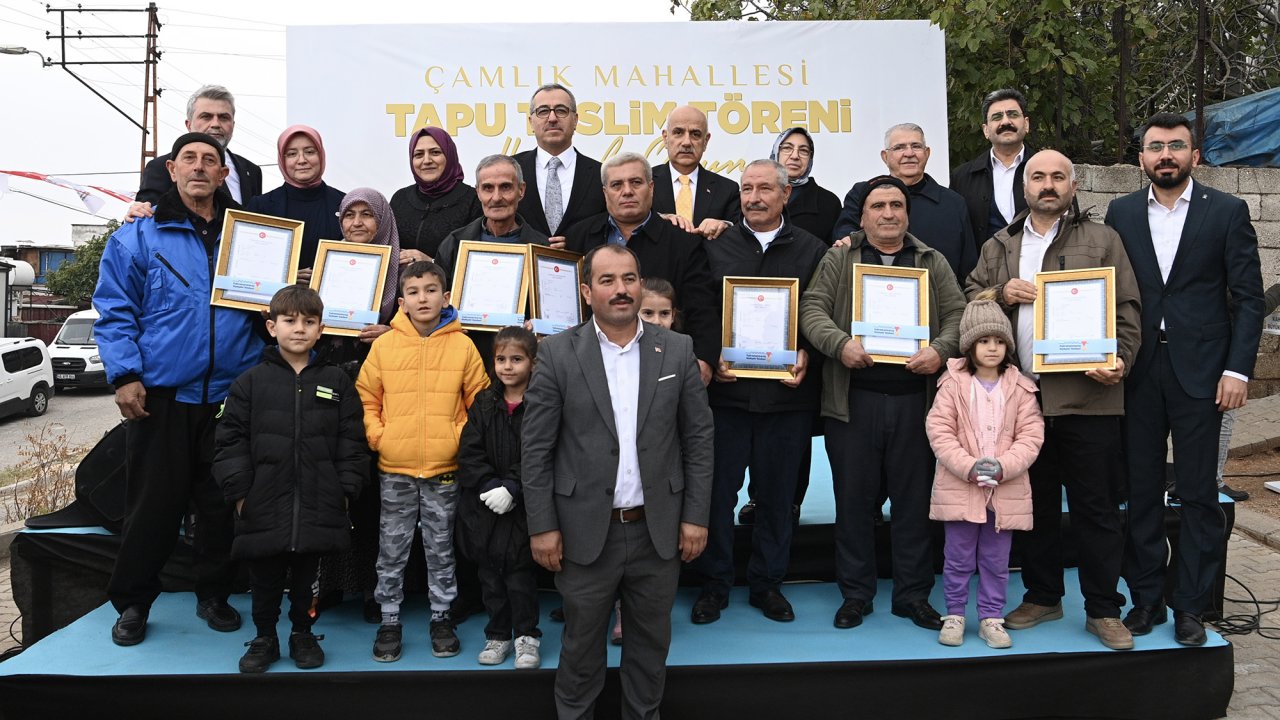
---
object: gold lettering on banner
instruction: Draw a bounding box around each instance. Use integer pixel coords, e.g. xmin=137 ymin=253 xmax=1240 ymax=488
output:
xmin=424 ymin=66 xmax=445 ymax=94
xmin=481 ymin=66 xmax=503 ymax=88
xmin=595 ymin=65 xmax=619 ymax=87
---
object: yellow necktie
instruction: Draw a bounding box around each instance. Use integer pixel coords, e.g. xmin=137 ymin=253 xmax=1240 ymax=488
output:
xmin=676 ymin=174 xmax=693 ymax=222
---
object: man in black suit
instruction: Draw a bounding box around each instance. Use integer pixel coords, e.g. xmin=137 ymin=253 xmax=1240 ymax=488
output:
xmin=651 ymin=105 xmax=741 ymax=240
xmin=566 ymin=152 xmax=720 ymax=386
xmin=950 ymin=88 xmax=1032 ymax=245
xmin=513 ymin=84 xmax=606 ymax=244
xmin=135 ymin=85 xmax=262 ymax=207
xmin=1105 ymin=112 xmax=1264 ymax=646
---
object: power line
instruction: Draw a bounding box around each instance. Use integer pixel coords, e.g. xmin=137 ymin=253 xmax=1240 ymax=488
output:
xmin=2 ymin=188 xmax=117 ymax=219
xmin=159 ymin=8 xmax=282 ymax=27
xmin=162 ymin=23 xmax=282 ymax=33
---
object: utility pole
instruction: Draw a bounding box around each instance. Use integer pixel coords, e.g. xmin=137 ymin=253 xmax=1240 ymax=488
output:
xmin=45 ymin=4 xmax=161 ymax=174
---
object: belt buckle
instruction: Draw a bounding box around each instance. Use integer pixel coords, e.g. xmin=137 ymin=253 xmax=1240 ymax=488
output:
xmin=618 ymin=506 xmax=634 ymax=524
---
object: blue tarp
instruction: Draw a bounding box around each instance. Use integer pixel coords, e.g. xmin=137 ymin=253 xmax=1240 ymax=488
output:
xmin=1186 ymin=87 xmax=1280 ymax=167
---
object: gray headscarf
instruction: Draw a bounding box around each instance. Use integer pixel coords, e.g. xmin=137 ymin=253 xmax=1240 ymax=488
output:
xmin=770 ymin=127 xmax=815 ymax=187
xmin=338 ymin=187 xmax=401 ymax=322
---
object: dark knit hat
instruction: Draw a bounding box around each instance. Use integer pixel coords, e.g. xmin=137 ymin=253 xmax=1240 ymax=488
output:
xmin=863 ymin=174 xmax=911 ymax=215
xmin=170 ymin=132 xmax=225 ymax=165
xmin=959 ymin=298 xmax=1015 ymax=354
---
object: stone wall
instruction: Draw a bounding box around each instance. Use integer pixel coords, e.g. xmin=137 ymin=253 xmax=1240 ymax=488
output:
xmin=1075 ymin=164 xmax=1280 ymax=398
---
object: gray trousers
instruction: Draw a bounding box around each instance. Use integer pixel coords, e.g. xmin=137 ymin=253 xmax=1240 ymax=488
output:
xmin=374 ymin=471 xmax=459 ymax=614
xmin=554 ymin=519 xmax=679 ymax=720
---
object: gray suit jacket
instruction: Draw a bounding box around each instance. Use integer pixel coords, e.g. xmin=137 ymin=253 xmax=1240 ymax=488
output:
xmin=522 ymin=321 xmax=714 ymax=565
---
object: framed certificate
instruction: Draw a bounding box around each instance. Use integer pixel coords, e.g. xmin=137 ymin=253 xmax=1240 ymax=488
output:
xmin=309 ymin=239 xmax=392 ymax=337
xmin=528 ymin=246 xmax=585 ymax=336
xmin=210 ymin=209 xmax=303 ymax=311
xmin=452 ymin=241 xmax=530 ymax=332
xmin=851 ymin=264 xmax=930 ymax=365
xmin=721 ymin=277 xmax=799 ymax=380
xmin=1032 ymin=267 xmax=1118 ymax=373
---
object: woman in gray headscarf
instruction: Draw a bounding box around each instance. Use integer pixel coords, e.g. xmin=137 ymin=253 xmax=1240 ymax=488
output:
xmin=771 ymin=127 xmax=842 ymax=244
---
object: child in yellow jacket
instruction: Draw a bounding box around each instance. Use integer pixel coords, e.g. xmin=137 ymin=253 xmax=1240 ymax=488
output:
xmin=356 ymin=261 xmax=489 ymax=663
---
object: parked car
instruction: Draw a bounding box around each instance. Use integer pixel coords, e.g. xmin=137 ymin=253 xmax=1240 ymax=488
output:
xmin=0 ymin=336 xmax=54 ymax=419
xmin=49 ymin=309 xmax=109 ymax=390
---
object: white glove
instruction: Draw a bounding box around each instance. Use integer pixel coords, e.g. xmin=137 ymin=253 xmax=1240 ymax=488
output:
xmin=480 ymin=486 xmax=515 ymax=515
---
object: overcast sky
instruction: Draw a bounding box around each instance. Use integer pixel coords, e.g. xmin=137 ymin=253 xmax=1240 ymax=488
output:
xmin=0 ymin=0 xmax=681 ymax=244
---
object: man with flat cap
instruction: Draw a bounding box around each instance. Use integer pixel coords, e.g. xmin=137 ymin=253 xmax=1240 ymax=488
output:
xmin=95 ymin=132 xmax=266 ymax=646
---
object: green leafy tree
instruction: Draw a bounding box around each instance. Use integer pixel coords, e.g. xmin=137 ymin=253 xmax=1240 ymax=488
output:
xmin=44 ymin=220 xmax=117 ymax=305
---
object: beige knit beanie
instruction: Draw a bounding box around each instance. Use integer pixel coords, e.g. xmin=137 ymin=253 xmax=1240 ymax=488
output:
xmin=959 ymin=298 xmax=1015 ymax=354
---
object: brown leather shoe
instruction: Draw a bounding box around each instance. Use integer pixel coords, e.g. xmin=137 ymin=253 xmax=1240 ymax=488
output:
xmin=1086 ymin=616 xmax=1134 ymax=650
xmin=1004 ymin=601 xmax=1063 ymax=630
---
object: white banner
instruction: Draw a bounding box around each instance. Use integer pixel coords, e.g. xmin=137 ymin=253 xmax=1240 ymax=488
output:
xmin=286 ymin=21 xmax=948 ymax=204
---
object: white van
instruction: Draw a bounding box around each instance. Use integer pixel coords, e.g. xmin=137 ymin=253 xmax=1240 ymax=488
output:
xmin=0 ymin=337 xmax=53 ymax=419
xmin=50 ymin=309 xmax=109 ymax=389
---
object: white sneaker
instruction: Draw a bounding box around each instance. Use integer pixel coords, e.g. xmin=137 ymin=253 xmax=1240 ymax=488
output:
xmin=938 ymin=615 xmax=965 ymax=646
xmin=477 ymin=639 xmax=512 ymax=665
xmin=514 ymin=635 xmax=541 ymax=669
xmin=979 ymin=617 xmax=1012 ymax=649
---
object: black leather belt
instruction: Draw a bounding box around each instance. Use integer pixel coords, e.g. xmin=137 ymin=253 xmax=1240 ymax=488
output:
xmin=1157 ymin=329 xmax=1169 ymax=343
xmin=611 ymin=506 xmax=646 ymax=523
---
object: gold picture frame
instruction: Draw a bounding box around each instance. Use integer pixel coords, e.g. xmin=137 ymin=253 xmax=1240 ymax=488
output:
xmin=1032 ymin=267 xmax=1118 ymax=373
xmin=720 ymin=276 xmax=799 ymax=380
xmin=309 ymin=239 xmax=393 ymax=337
xmin=851 ymin=264 xmax=930 ymax=365
xmin=452 ymin=241 xmax=531 ymax=332
xmin=210 ymin=209 xmax=304 ymax=312
xmin=528 ymin=245 xmax=585 ymax=336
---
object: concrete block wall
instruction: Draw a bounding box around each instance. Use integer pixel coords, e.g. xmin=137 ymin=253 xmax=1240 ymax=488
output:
xmin=1075 ymin=164 xmax=1280 ymax=398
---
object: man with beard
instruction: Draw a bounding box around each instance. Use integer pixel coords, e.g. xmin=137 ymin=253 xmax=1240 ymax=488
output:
xmin=951 ymin=89 xmax=1033 ymax=244
xmin=966 ymin=149 xmax=1141 ymax=650
xmin=1105 ymin=113 xmax=1263 ymax=646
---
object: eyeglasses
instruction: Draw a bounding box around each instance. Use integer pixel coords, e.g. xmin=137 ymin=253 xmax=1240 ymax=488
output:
xmin=283 ymin=148 xmax=319 ymax=160
xmin=777 ymin=143 xmax=812 ymax=158
xmin=1142 ymin=140 xmax=1191 ymax=153
xmin=988 ymin=109 xmax=1023 ymax=123
xmin=888 ymin=142 xmax=927 ymax=154
xmin=532 ymin=105 xmax=574 ymax=119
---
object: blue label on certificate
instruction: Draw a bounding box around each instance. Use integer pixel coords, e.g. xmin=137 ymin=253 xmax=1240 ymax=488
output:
xmin=323 ymin=308 xmax=379 ymax=328
xmin=1032 ymin=338 xmax=1117 ymax=354
xmin=213 ymin=275 xmax=289 ymax=295
xmin=530 ymin=318 xmax=573 ymax=336
xmin=459 ymin=311 xmax=524 ymax=327
xmin=850 ymin=321 xmax=930 ymax=341
xmin=722 ymin=347 xmax=798 ymax=366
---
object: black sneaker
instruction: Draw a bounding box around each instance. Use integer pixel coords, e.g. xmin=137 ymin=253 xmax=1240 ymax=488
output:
xmin=1221 ymin=484 xmax=1250 ymax=501
xmin=289 ymin=631 xmax=325 ymax=669
xmin=239 ymin=635 xmax=280 ymax=674
xmin=196 ymin=598 xmax=242 ymax=633
xmin=430 ymin=614 xmax=461 ymax=658
xmin=373 ymin=623 xmax=403 ymax=663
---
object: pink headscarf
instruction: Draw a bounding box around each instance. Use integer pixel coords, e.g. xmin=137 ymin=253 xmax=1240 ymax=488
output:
xmin=277 ymin=124 xmax=326 ymax=190
xmin=409 ymin=126 xmax=465 ymax=198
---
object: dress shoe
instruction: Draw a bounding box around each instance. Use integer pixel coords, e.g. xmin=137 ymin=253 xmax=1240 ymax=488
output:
xmin=691 ymin=590 xmax=728 ymax=624
xmin=111 ymin=605 xmax=149 ymax=646
xmin=1086 ymin=616 xmax=1134 ymax=650
xmin=893 ymin=600 xmax=944 ymax=630
xmin=1003 ymin=601 xmax=1064 ymax=630
xmin=833 ymin=598 xmax=873 ymax=629
xmin=748 ymin=589 xmax=795 ymax=622
xmin=1220 ymin=484 xmax=1249 ymax=502
xmin=1122 ymin=603 xmax=1167 ymax=636
xmin=196 ymin=597 xmax=243 ymax=632
xmin=1174 ymin=611 xmax=1207 ymax=646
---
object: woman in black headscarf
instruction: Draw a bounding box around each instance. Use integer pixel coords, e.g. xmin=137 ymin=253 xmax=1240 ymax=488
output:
xmin=771 ymin=127 xmax=842 ymax=244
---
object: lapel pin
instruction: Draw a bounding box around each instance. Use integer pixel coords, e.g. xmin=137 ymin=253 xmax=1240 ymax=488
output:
xmin=655 ymin=346 xmax=663 ymax=353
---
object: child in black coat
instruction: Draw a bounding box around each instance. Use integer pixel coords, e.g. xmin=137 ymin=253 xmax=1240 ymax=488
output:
xmin=214 ymin=286 xmax=368 ymax=673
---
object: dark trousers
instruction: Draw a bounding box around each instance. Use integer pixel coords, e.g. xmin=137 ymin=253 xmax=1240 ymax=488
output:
xmin=247 ymin=552 xmax=319 ymax=637
xmin=825 ymin=388 xmax=934 ymax=606
xmin=1018 ymin=415 xmax=1126 ymax=618
xmin=700 ymin=407 xmax=810 ymax=596
xmin=1124 ymin=343 xmax=1225 ymax=613
xmin=478 ymin=563 xmax=541 ymax=640
xmin=108 ymin=392 xmax=235 ymax=612
xmin=555 ymin=519 xmax=678 ymax=720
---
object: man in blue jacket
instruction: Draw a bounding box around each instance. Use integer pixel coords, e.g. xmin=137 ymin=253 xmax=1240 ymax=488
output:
xmin=94 ymin=132 xmax=265 ymax=646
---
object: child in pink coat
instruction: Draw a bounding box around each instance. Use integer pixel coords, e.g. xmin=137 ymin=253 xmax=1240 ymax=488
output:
xmin=926 ymin=295 xmax=1044 ymax=649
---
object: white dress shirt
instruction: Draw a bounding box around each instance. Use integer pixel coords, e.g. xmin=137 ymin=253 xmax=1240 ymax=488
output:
xmin=536 ymin=147 xmax=576 ymax=219
xmin=594 ymin=318 xmax=645 ymax=508
xmin=1016 ymin=215 xmax=1059 ymax=378
xmin=223 ymin=149 xmax=243 ymax=203
xmin=990 ymin=146 xmax=1025 ymax=225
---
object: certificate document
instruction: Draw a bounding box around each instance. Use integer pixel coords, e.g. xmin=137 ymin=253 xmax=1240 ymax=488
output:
xmin=458 ymin=249 xmax=527 ymax=328
xmin=731 ymin=286 xmax=790 ymax=353
xmin=1036 ymin=275 xmax=1116 ymax=367
xmin=720 ymin=277 xmax=799 ymax=379
xmin=316 ymin=250 xmax=384 ymax=331
xmin=534 ymin=256 xmax=581 ymax=328
xmin=219 ymin=222 xmax=295 ymax=304
xmin=857 ymin=274 xmax=926 ymax=358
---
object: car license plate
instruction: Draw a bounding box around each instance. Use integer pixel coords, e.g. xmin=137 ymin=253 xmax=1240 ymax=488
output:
xmin=56 ymin=373 xmax=75 ymax=380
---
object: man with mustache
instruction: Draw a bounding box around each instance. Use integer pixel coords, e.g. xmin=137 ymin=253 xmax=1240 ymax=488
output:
xmin=567 ymin=152 xmax=720 ymax=385
xmin=1105 ymin=113 xmax=1263 ymax=646
xmin=523 ymin=242 xmax=713 ymax=719
xmin=966 ymin=149 xmax=1141 ymax=650
xmin=95 ymin=132 xmax=267 ymax=646
xmin=833 ymin=123 xmax=977 ymax=286
xmin=800 ymin=175 xmax=965 ymax=633
xmin=951 ymin=89 xmax=1033 ymax=245
xmin=435 ymin=154 xmax=550 ymax=283
xmin=651 ymin=105 xmax=742 ymax=240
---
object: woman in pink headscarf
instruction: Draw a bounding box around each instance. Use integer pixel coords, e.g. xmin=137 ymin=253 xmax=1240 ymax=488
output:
xmin=388 ymin=126 xmax=481 ymax=264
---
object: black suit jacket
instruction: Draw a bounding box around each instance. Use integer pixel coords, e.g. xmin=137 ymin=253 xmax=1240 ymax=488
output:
xmin=1105 ymin=181 xmax=1264 ymax=399
xmin=651 ymin=164 xmax=742 ymax=225
xmin=949 ymin=146 xmax=1032 ymax=245
xmin=565 ymin=213 xmax=720 ymax=367
xmin=137 ymin=150 xmax=262 ymax=206
xmin=514 ymin=148 xmax=606 ymax=236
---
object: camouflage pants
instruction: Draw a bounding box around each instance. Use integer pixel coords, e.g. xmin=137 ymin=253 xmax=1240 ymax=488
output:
xmin=374 ymin=471 xmax=459 ymax=613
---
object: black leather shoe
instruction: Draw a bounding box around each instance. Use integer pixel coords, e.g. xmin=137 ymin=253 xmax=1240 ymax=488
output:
xmin=1174 ymin=611 xmax=1207 ymax=646
xmin=196 ymin=598 xmax=242 ymax=632
xmin=111 ymin=605 xmax=148 ymax=646
xmin=833 ymin=598 xmax=873 ymax=629
xmin=749 ymin=589 xmax=795 ymax=622
xmin=1220 ymin=484 xmax=1250 ymax=502
xmin=1122 ymin=603 xmax=1167 ymax=636
xmin=737 ymin=500 xmax=757 ymax=525
xmin=691 ymin=590 xmax=729 ymax=624
xmin=892 ymin=600 xmax=943 ymax=630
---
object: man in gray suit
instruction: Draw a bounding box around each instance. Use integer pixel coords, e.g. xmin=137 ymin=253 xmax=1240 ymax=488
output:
xmin=523 ymin=243 xmax=714 ymax=720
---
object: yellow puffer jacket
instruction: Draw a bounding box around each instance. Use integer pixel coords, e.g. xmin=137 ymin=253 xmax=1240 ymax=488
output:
xmin=356 ymin=307 xmax=489 ymax=478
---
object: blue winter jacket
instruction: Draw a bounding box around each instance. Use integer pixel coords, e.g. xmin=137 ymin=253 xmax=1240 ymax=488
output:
xmin=94 ymin=189 xmax=264 ymax=405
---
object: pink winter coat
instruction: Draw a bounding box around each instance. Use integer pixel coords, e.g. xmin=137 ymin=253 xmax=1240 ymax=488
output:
xmin=926 ymin=358 xmax=1044 ymax=530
